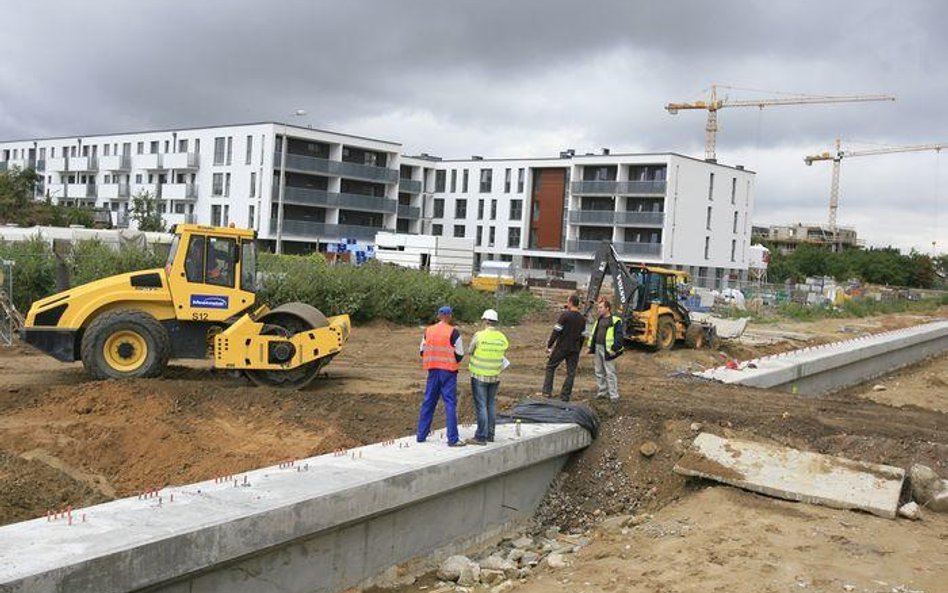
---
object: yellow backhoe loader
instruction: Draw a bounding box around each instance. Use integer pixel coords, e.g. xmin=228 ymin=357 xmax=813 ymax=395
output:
xmin=21 ymin=224 xmax=349 ymax=389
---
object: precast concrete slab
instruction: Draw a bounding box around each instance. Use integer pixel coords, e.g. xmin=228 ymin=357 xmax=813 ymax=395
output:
xmin=694 ymin=320 xmax=948 ymax=395
xmin=0 ymin=422 xmax=591 ymax=593
xmin=675 ymin=433 xmax=905 ymax=518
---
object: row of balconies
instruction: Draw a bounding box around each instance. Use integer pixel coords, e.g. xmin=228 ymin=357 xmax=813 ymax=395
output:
xmin=571 ymin=180 xmax=666 ymax=196
xmin=268 ymin=218 xmax=389 ymax=242
xmin=565 ymin=239 xmax=662 ymax=257
xmin=567 ymin=210 xmax=664 ymax=227
xmin=279 ymin=186 xmax=397 ymax=214
xmin=398 ymin=178 xmax=423 ymax=194
xmin=41 ymin=152 xmax=200 ymax=173
xmin=44 ymin=183 xmax=198 ymax=200
xmin=276 ymin=152 xmax=400 ymax=184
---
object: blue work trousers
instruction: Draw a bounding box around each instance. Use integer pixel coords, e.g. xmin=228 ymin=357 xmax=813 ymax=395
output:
xmin=470 ymin=377 xmax=499 ymax=442
xmin=417 ymin=369 xmax=460 ymax=444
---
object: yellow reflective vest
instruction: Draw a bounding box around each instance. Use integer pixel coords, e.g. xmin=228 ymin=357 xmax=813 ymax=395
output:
xmin=468 ymin=328 xmax=509 ymax=377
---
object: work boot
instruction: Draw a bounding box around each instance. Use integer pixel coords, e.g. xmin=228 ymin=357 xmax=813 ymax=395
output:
xmin=465 ymin=438 xmax=487 ymax=446
xmin=447 ymin=441 xmax=467 ymax=448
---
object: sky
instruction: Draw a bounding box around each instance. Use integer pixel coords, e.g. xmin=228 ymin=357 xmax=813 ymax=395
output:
xmin=0 ymin=0 xmax=945 ymax=253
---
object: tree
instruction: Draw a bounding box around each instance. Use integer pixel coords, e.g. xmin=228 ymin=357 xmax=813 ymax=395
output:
xmin=130 ymin=190 xmax=165 ymax=232
xmin=0 ymin=167 xmax=40 ymax=222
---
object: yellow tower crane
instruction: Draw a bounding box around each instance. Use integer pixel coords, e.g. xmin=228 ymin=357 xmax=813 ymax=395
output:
xmin=665 ymin=85 xmax=895 ymax=162
xmin=804 ymin=140 xmax=948 ymax=249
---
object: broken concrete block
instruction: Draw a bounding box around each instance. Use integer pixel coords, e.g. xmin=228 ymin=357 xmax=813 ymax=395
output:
xmin=898 ymin=501 xmax=921 ymax=520
xmin=546 ymin=553 xmax=568 ymax=569
xmin=437 ymin=555 xmax=477 ymax=582
xmin=909 ymin=464 xmax=948 ymax=512
xmin=674 ymin=433 xmax=905 ymax=518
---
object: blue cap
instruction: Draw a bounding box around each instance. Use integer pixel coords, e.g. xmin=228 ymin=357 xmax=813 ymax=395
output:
xmin=438 ymin=305 xmax=453 ymax=316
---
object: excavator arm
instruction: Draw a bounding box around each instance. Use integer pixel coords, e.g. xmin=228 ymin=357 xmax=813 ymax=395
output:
xmin=583 ymin=241 xmax=640 ymax=327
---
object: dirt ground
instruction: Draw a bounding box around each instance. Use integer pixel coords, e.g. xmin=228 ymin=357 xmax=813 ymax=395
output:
xmin=0 ymin=307 xmax=946 ymax=591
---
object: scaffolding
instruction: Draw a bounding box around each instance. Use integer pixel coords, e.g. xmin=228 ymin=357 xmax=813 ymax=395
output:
xmin=0 ymin=260 xmax=22 ymax=346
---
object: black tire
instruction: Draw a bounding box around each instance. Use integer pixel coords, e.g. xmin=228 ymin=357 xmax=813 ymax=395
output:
xmin=654 ymin=316 xmax=676 ymax=351
xmin=80 ymin=310 xmax=171 ymax=380
xmin=684 ymin=323 xmax=706 ymax=349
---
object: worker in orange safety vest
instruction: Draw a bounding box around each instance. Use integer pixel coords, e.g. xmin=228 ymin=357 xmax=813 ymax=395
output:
xmin=417 ymin=305 xmax=466 ymax=447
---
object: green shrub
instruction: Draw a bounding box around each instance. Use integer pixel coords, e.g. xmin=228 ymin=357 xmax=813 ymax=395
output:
xmin=68 ymin=239 xmax=165 ymax=287
xmin=0 ymin=237 xmax=56 ymax=312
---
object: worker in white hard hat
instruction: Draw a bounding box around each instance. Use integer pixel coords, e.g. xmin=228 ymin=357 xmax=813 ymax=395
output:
xmin=466 ymin=309 xmax=509 ymax=445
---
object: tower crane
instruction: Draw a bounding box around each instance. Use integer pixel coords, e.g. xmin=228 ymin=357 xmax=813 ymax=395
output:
xmin=804 ymin=139 xmax=948 ymax=249
xmin=665 ymin=85 xmax=895 ymax=162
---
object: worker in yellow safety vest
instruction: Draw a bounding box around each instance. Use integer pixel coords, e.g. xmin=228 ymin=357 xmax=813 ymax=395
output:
xmin=466 ymin=308 xmax=510 ymax=445
xmin=586 ymin=297 xmax=624 ymax=401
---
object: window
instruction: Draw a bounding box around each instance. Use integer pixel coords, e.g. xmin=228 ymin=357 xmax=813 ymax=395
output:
xmin=730 ymin=239 xmax=736 ymax=262
xmin=150 ymin=141 xmax=159 ymax=154
xmin=185 ymin=235 xmax=206 ymax=282
xmin=245 ymin=135 xmax=253 ymax=165
xmin=453 ymin=224 xmax=466 ymax=238
xmin=479 ymin=168 xmax=492 ymax=193
xmin=730 ymin=177 xmax=737 ymax=204
xmin=706 ymin=206 xmax=712 ymax=230
xmin=223 ymin=205 xmax=230 ymax=225
xmin=213 ymin=137 xmax=226 ymax=165
xmin=510 ymin=199 xmax=522 ymax=220
xmin=455 ymin=198 xmax=467 ymax=219
xmin=226 ymin=137 xmax=233 ymax=165
xmin=490 ymin=199 xmax=497 ymax=220
xmin=206 ymin=236 xmax=236 ymax=288
xmin=434 ymin=170 xmax=446 ymax=192
xmin=732 ymin=211 xmax=738 ymax=233
xmin=224 ymin=173 xmax=231 ymax=197
xmin=450 ymin=169 xmax=457 ymax=192
xmin=517 ymin=168 xmax=525 ymax=193
xmin=504 ymin=168 xmax=511 ymax=193
xmin=432 ymin=223 xmax=443 ymax=236
xmin=488 ymin=226 xmax=496 ymax=245
xmin=704 ymin=237 xmax=710 ymax=260
xmin=433 ymin=198 xmax=444 ymax=218
xmin=123 ymin=142 xmax=131 ymax=156
xmin=507 ymin=227 xmax=521 ymax=248
xmin=178 ymin=139 xmax=188 ymax=153
xmin=476 ymin=226 xmax=483 ymax=246
xmin=164 ymin=140 xmax=170 ymax=153
xmin=250 ymin=172 xmax=257 ymax=197
xmin=708 ymin=172 xmax=715 ymax=200
xmin=241 ymin=240 xmax=256 ymax=292
xmin=212 ymin=173 xmax=224 ymax=196
xmin=248 ymin=205 xmax=255 ymax=227
xmin=194 ymin=139 xmax=200 ymax=154
xmin=135 ymin=173 xmax=143 ymax=184
xmin=462 ymin=169 xmax=469 ymax=192
xmin=103 ymin=145 xmax=110 ymax=157
xmin=477 ymin=199 xmax=484 ymax=220
xmin=136 ymin=142 xmax=144 ymax=155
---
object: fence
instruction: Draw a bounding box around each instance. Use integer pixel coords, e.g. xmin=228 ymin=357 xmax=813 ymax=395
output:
xmin=0 ymin=260 xmax=20 ymax=346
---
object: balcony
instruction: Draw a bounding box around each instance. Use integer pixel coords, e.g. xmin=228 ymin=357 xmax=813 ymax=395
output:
xmin=68 ymin=156 xmax=97 ymax=171
xmin=571 ymin=180 xmax=666 ymax=195
xmin=133 ymin=183 xmax=161 ymax=198
xmin=99 ymin=183 xmax=131 ymax=200
xmin=99 ymin=155 xmax=131 ymax=171
xmin=165 ymin=212 xmax=198 ymax=226
xmin=66 ymin=183 xmax=96 ymax=199
xmin=2 ymin=158 xmax=33 ymax=171
xmin=47 ymin=157 xmax=67 ymax=172
xmin=568 ymin=210 xmax=665 ymax=226
xmin=163 ymin=183 xmax=198 ymax=200
xmin=163 ymin=152 xmax=200 ymax=169
xmin=280 ymin=186 xmax=396 ymax=214
xmin=399 ymin=178 xmax=422 ymax=193
xmin=276 ymin=152 xmax=399 ymax=184
xmin=397 ymin=204 xmax=421 ymax=219
xmin=137 ymin=154 xmax=163 ymax=170
xmin=268 ymin=218 xmax=386 ymax=241
xmin=567 ymin=239 xmax=662 ymax=257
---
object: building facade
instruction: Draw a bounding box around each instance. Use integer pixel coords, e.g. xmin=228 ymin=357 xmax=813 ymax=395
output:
xmin=1 ymin=123 xmax=755 ymax=285
xmin=751 ymin=223 xmax=860 ymax=254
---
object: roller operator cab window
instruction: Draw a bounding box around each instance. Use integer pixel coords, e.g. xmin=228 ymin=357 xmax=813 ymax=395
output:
xmin=165 ymin=235 xmax=181 ymax=277
xmin=240 ymin=241 xmax=256 ymax=292
xmin=205 ymin=237 xmax=236 ymax=287
xmin=184 ymin=235 xmax=206 ymax=283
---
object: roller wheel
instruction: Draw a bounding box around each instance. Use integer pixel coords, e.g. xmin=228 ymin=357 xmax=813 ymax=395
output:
xmin=81 ymin=310 xmax=170 ymax=379
xmin=653 ymin=316 xmax=676 ymax=351
xmin=684 ymin=323 xmax=706 ymax=349
xmin=244 ymin=303 xmax=330 ymax=389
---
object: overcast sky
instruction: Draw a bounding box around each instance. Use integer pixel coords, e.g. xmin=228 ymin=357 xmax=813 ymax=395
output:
xmin=1 ymin=0 xmax=944 ymax=253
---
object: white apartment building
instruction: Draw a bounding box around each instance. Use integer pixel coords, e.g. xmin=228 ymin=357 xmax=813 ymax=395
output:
xmin=1 ymin=124 xmax=755 ymax=285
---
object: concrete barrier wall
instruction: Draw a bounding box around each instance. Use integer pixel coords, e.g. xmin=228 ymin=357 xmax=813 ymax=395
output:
xmin=695 ymin=320 xmax=948 ymax=396
xmin=0 ymin=423 xmax=591 ymax=593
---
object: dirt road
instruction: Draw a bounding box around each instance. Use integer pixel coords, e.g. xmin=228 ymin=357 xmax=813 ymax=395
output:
xmin=0 ymin=309 xmax=945 ymax=591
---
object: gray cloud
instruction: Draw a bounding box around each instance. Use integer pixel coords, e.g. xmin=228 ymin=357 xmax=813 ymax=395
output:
xmin=0 ymin=0 xmax=945 ymax=251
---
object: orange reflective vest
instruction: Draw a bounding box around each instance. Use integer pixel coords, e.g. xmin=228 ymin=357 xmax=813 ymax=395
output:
xmin=422 ymin=321 xmax=459 ymax=372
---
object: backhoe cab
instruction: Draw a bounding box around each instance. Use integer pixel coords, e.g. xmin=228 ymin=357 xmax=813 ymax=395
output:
xmin=22 ymin=224 xmax=349 ymax=389
xmin=584 ymin=240 xmax=716 ymax=350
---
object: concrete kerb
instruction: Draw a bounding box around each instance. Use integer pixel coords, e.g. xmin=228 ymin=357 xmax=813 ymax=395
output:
xmin=694 ymin=320 xmax=948 ymax=395
xmin=0 ymin=423 xmax=591 ymax=593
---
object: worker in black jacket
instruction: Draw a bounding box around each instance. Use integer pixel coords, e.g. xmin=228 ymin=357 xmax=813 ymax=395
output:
xmin=586 ymin=297 xmax=623 ymax=401
xmin=540 ymin=294 xmax=586 ymax=401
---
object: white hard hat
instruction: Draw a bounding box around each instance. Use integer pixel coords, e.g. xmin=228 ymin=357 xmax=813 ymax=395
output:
xmin=481 ymin=309 xmax=499 ymax=322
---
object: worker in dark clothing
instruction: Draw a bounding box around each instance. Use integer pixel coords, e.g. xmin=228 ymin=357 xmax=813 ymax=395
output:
xmin=539 ymin=294 xmax=586 ymax=401
xmin=587 ymin=297 xmax=624 ymax=401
